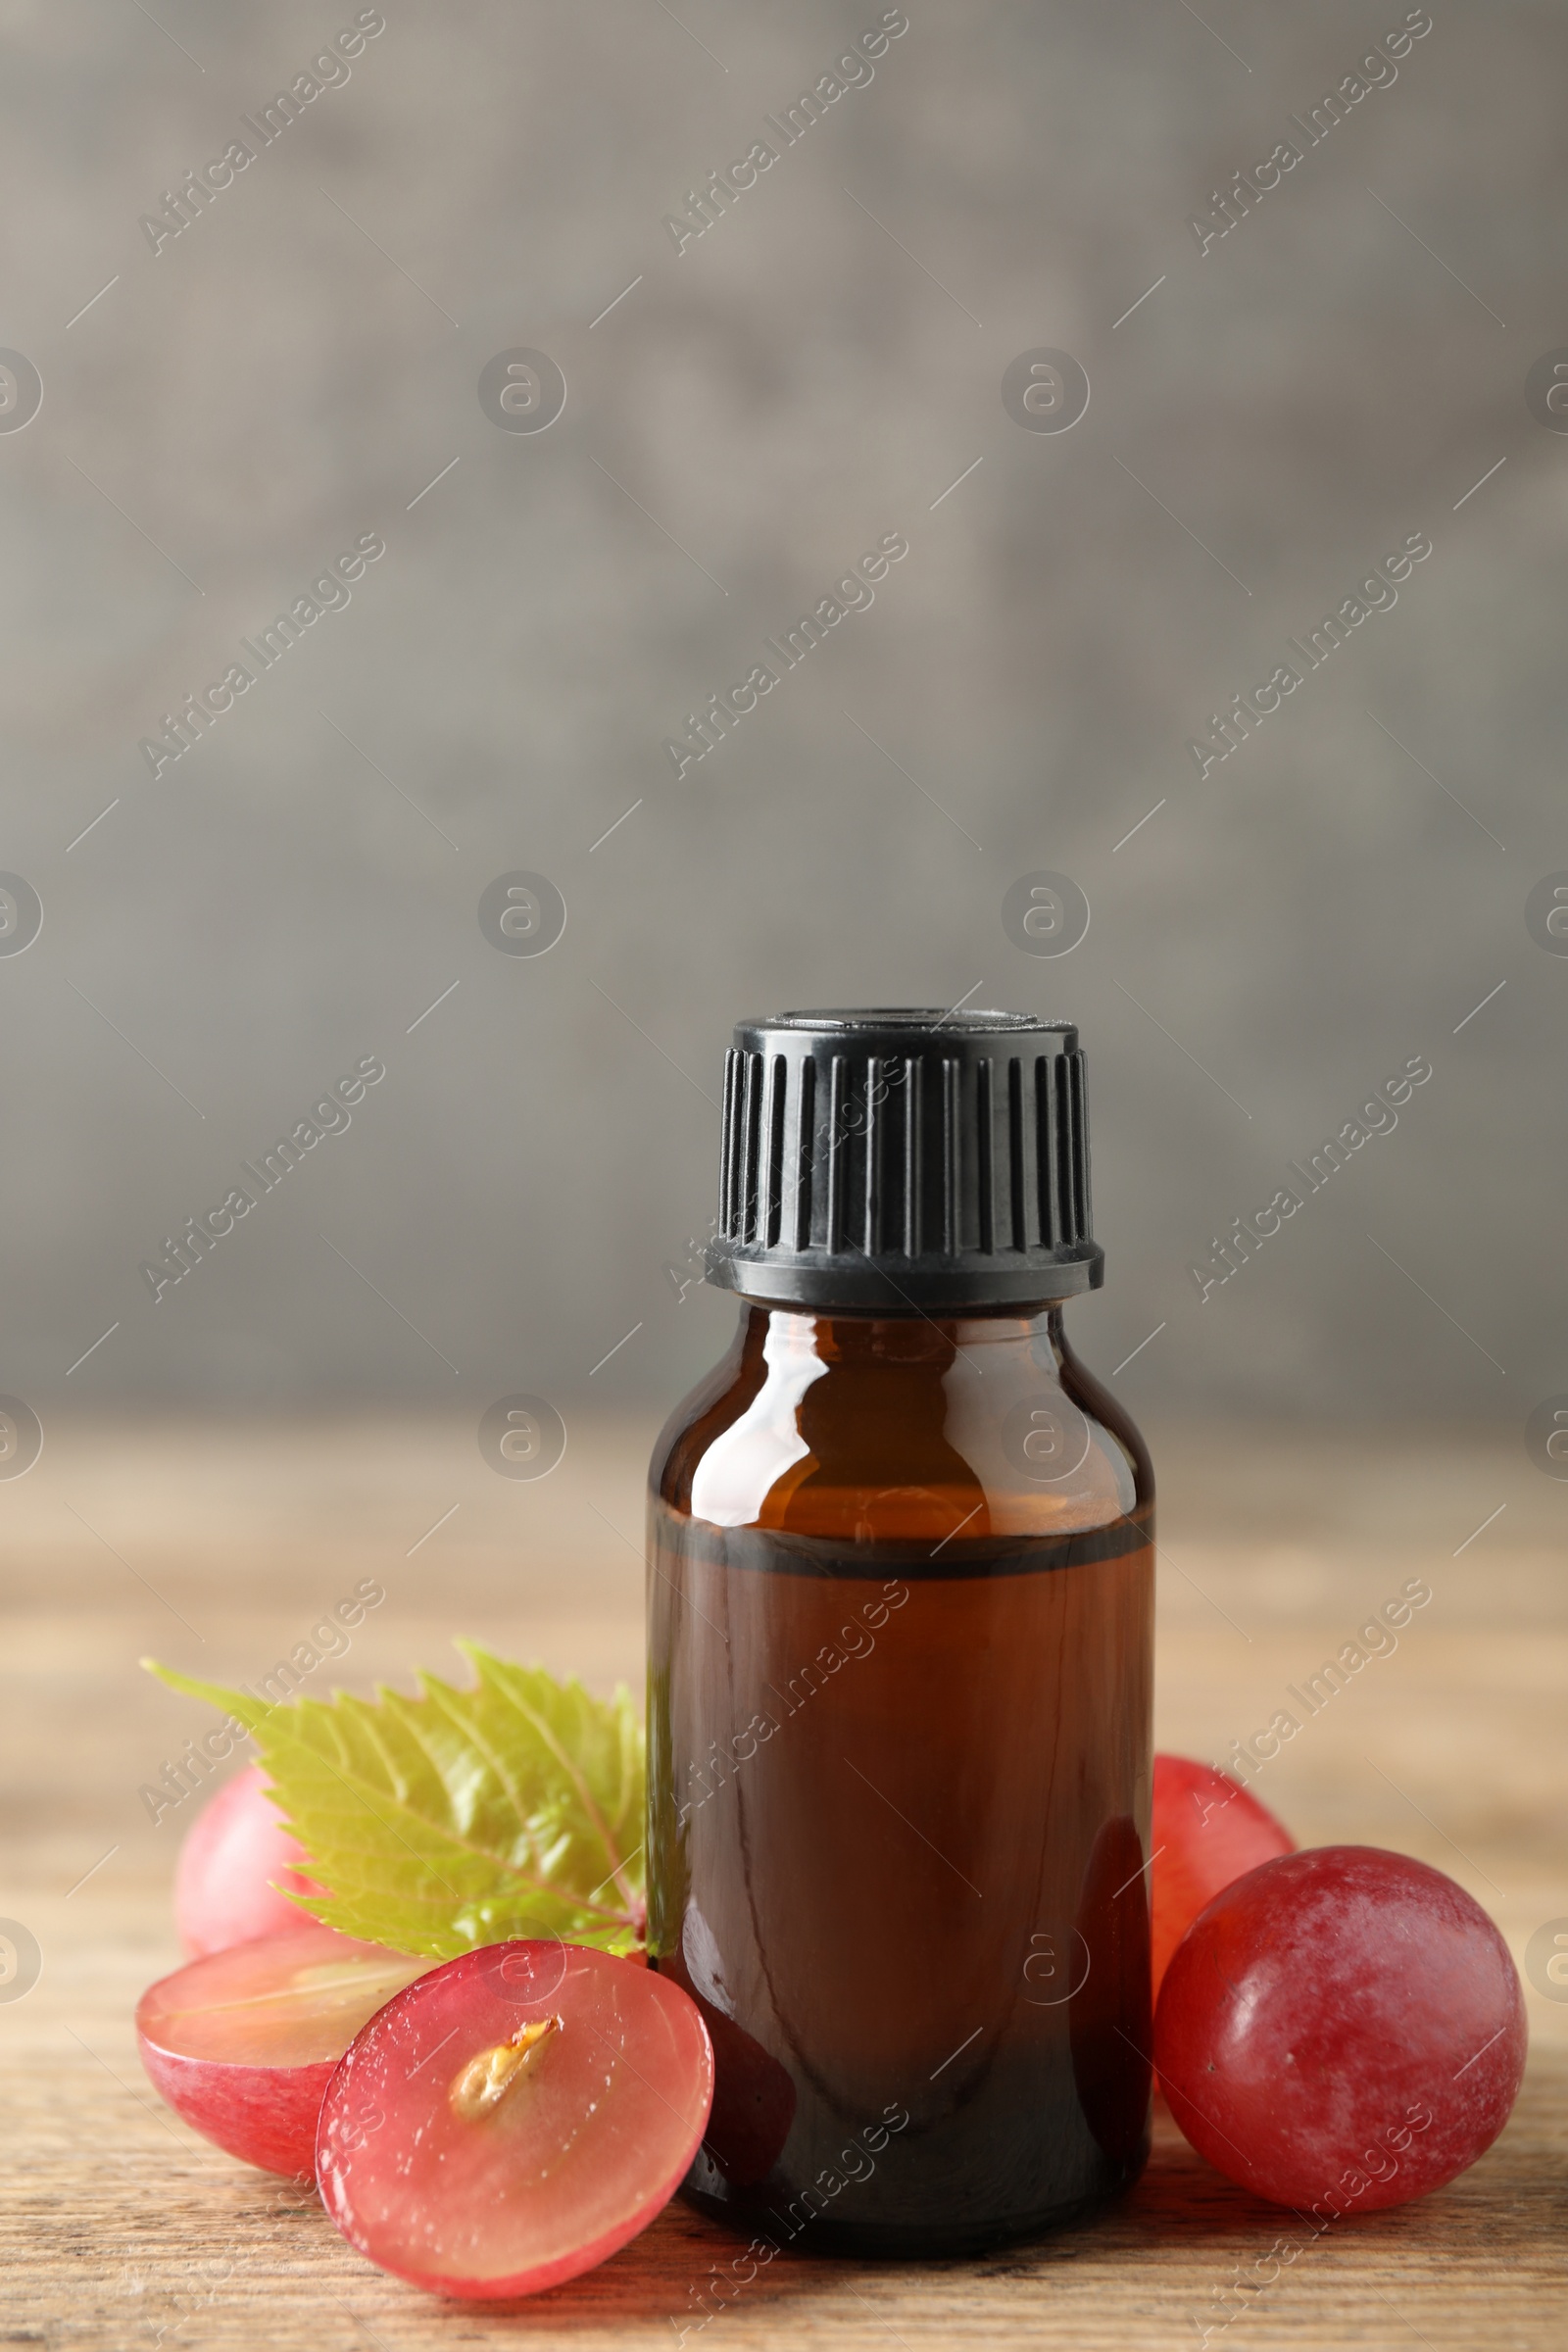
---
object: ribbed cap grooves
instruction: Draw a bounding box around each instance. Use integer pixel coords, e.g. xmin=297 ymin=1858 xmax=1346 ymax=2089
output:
xmin=706 ymin=1009 xmax=1104 ymax=1309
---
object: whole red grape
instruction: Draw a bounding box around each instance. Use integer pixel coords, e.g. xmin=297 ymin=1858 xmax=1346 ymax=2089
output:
xmin=1154 ymin=1846 xmax=1526 ymax=2214
xmin=1152 ymin=1754 xmax=1295 ymax=1997
xmin=175 ymin=1763 xmax=318 ymax=1956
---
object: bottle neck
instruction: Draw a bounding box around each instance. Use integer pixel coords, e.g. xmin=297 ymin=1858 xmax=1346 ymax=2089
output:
xmin=730 ymin=1298 xmax=1075 ymax=1374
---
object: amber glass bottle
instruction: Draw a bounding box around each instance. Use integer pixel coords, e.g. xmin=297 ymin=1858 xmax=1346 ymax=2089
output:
xmin=647 ymin=1011 xmax=1152 ymax=2258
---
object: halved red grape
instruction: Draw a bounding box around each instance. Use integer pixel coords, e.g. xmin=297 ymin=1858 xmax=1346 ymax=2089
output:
xmin=1151 ymin=1753 xmax=1294 ymax=1995
xmin=317 ymin=1940 xmax=713 ymax=2298
xmin=175 ymin=1762 xmax=318 ymax=1956
xmin=137 ymin=1925 xmax=425 ymax=2176
xmin=1154 ymin=1845 xmax=1527 ymax=2213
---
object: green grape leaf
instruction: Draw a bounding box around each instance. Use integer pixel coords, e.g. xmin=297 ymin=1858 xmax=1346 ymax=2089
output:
xmin=145 ymin=1644 xmax=644 ymax=1962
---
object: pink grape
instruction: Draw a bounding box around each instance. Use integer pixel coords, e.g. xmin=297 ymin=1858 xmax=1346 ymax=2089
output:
xmin=175 ymin=1762 xmax=318 ymax=1956
xmin=1154 ymin=1846 xmax=1527 ymax=2213
xmin=137 ymin=1925 xmax=425 ymax=2176
xmin=1152 ymin=1753 xmax=1295 ymax=1997
xmin=316 ymin=1940 xmax=713 ymax=2298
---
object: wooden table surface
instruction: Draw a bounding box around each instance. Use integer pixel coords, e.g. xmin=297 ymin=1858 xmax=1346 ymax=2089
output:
xmin=4 ymin=1415 xmax=1565 ymax=2350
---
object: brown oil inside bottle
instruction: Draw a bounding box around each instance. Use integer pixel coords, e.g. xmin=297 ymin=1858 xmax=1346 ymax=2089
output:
xmin=647 ymin=1305 xmax=1153 ymax=2256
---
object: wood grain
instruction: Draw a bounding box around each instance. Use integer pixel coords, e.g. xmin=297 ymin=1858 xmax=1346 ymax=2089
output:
xmin=3 ymin=1415 xmax=1564 ymax=2350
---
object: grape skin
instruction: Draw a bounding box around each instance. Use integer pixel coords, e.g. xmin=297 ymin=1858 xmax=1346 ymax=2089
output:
xmin=1151 ymin=1753 xmax=1295 ymax=1997
xmin=174 ymin=1762 xmax=317 ymax=1956
xmin=1153 ymin=1846 xmax=1526 ymax=2214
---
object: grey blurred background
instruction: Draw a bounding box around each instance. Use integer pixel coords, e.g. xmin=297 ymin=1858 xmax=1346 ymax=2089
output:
xmin=2 ymin=0 xmax=1563 ymax=1427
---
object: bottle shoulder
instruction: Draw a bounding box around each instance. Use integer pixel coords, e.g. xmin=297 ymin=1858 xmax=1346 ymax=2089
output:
xmin=648 ymin=1330 xmax=763 ymax=1508
xmin=650 ymin=1310 xmax=1152 ymax=1544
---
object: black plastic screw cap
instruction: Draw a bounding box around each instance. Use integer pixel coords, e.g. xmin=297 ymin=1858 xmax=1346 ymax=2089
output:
xmin=705 ymin=1007 xmax=1104 ymax=1310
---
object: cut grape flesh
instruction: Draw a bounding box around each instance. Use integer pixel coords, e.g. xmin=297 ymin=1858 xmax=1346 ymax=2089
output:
xmin=137 ymin=1924 xmax=426 ymax=2177
xmin=316 ymin=1940 xmax=713 ymax=2299
xmin=1151 ymin=1752 xmax=1295 ymax=1996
